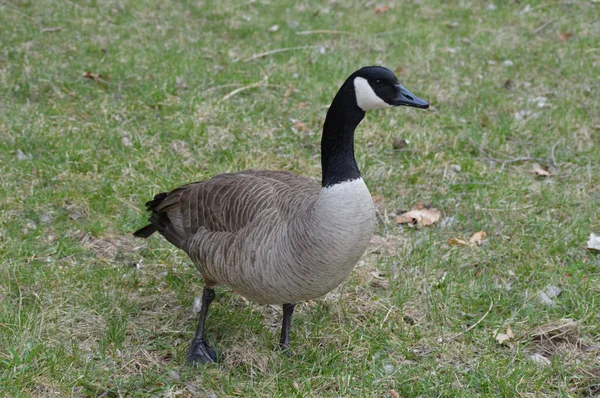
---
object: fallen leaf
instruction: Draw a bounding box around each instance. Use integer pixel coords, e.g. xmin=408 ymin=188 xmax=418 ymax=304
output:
xmin=495 ymin=332 xmax=511 ymax=344
xmin=16 ymin=149 xmax=30 ymax=161
xmin=185 ymin=383 xmax=198 ymax=394
xmin=586 ymin=233 xmax=600 ymax=251
xmin=519 ymin=4 xmax=531 ymax=14
xmin=291 ymin=119 xmax=307 ymax=132
xmin=449 ymin=237 xmax=468 ymax=246
xmin=168 ymin=370 xmax=181 ymax=381
xmin=480 ymin=114 xmax=490 ymax=127
xmin=371 ymin=194 xmax=385 ymax=207
xmin=558 ymin=31 xmax=573 ymax=42
xmin=532 ymin=163 xmax=550 ymax=177
xmin=370 ymin=270 xmax=386 ymax=279
xmin=449 ymin=231 xmax=487 ymax=247
xmin=507 ymin=324 xmax=514 ymax=338
xmin=470 ymin=231 xmax=487 ymax=246
xmin=283 ymin=85 xmax=296 ymax=98
xmin=528 ymin=353 xmax=551 ymax=366
xmin=396 ymin=205 xmax=440 ymax=227
xmin=82 ymin=71 xmax=108 ymax=83
xmin=538 ymin=292 xmax=556 ymax=307
xmin=392 ymin=138 xmax=408 ymax=150
xmin=544 ymin=285 xmax=562 ymax=299
xmin=494 ymin=324 xmax=514 ymax=345
xmin=375 ymin=5 xmax=390 ymax=14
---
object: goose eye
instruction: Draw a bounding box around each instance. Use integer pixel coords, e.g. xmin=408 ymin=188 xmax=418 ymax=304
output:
xmin=374 ymin=79 xmax=383 ymax=87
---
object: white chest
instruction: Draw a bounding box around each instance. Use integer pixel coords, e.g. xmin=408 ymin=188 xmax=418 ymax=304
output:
xmin=312 ymin=178 xmax=377 ymax=254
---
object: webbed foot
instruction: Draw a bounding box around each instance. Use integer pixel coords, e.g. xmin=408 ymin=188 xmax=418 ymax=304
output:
xmin=186 ymin=339 xmax=217 ymax=365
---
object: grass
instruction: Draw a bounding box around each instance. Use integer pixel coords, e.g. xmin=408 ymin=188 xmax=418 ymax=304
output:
xmin=1 ymin=0 xmax=599 ymax=396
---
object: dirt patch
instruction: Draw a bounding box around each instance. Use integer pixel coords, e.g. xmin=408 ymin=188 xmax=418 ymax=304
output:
xmin=79 ymin=232 xmax=141 ymax=263
xmin=524 ymin=319 xmax=600 ymax=395
xmin=223 ymin=337 xmax=273 ymax=374
xmin=368 ymin=234 xmax=410 ymax=256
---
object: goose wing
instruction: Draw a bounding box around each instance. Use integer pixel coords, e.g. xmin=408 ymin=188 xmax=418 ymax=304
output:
xmin=134 ymin=170 xmax=320 ymax=247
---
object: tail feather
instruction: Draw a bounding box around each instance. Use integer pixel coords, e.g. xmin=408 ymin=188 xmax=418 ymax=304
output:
xmin=134 ymin=191 xmax=185 ymax=247
xmin=144 ymin=192 xmax=168 ymax=210
xmin=133 ymin=224 xmax=157 ymax=238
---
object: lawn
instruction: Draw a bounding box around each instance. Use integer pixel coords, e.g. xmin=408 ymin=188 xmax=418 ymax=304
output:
xmin=1 ymin=0 xmax=599 ymax=396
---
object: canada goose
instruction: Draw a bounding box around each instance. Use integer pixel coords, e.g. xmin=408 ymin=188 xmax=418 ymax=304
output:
xmin=134 ymin=66 xmax=428 ymax=364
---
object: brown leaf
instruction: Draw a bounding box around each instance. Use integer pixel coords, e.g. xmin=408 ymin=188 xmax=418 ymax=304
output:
xmin=396 ymin=206 xmax=440 ymax=227
xmin=532 ymin=163 xmax=550 ymax=177
xmin=503 ymin=79 xmax=513 ymax=89
xmin=371 ymin=194 xmax=385 ymax=207
xmin=469 ymin=231 xmax=487 ymax=246
xmin=494 ymin=324 xmax=514 ymax=345
xmin=292 ymin=120 xmax=307 ymax=131
xmin=375 ymin=5 xmax=390 ymax=14
xmin=507 ymin=324 xmax=514 ymax=339
xmin=558 ymin=32 xmax=573 ymax=42
xmin=480 ymin=114 xmax=490 ymax=127
xmin=82 ymin=71 xmax=108 ymax=83
xmin=283 ymin=85 xmax=296 ymax=98
xmin=449 ymin=237 xmax=468 ymax=246
xmin=392 ymin=138 xmax=408 ymax=150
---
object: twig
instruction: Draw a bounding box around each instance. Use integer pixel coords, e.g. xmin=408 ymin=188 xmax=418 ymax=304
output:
xmin=1 ymin=4 xmax=37 ymax=21
xmin=41 ymin=26 xmax=63 ymax=33
xmin=474 ymin=204 xmax=535 ymax=212
xmin=492 ymin=156 xmax=545 ymax=165
xmin=445 ymin=297 xmax=494 ymax=342
xmin=296 ymin=30 xmax=354 ymax=36
xmin=374 ymin=209 xmax=389 ymax=236
xmin=532 ymin=19 xmax=555 ymax=34
xmin=242 ymin=45 xmax=323 ymax=62
xmin=203 ymin=83 xmax=246 ymax=94
xmin=550 ymin=140 xmax=560 ymax=168
xmin=465 ymin=136 xmax=507 ymax=159
xmin=219 ymin=80 xmax=284 ymax=102
xmin=464 ymin=136 xmax=548 ymax=173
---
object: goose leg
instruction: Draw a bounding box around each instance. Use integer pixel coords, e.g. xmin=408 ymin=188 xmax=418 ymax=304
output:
xmin=279 ymin=303 xmax=296 ymax=351
xmin=186 ymin=286 xmax=217 ymax=365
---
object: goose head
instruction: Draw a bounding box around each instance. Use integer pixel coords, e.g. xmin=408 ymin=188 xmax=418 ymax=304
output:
xmin=351 ymin=66 xmax=429 ymax=111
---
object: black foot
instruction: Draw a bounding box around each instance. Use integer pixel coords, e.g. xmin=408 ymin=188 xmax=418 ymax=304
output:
xmin=186 ymin=340 xmax=217 ymax=365
xmin=278 ymin=339 xmax=295 ymax=357
xmin=279 ymin=344 xmax=295 ymax=357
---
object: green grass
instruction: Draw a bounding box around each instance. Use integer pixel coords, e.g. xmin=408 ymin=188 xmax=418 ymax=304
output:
xmin=1 ymin=0 xmax=599 ymax=396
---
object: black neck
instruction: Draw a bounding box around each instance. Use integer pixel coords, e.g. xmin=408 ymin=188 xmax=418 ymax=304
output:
xmin=320 ymin=80 xmax=365 ymax=187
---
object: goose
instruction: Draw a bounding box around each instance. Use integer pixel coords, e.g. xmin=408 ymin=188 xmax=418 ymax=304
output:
xmin=134 ymin=66 xmax=429 ymax=365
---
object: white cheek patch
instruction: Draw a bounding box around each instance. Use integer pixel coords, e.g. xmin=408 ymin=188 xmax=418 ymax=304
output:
xmin=353 ymin=76 xmax=391 ymax=111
